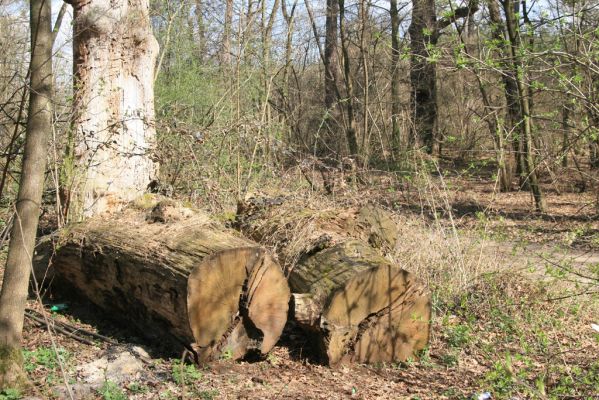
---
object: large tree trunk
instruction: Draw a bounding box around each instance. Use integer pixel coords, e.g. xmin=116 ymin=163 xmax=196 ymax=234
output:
xmin=70 ymin=0 xmax=159 ymax=218
xmin=46 ymin=202 xmax=290 ymax=362
xmin=408 ymin=0 xmax=478 ymax=155
xmin=0 ymin=0 xmax=53 ymax=389
xmin=236 ymin=198 xmax=431 ymax=365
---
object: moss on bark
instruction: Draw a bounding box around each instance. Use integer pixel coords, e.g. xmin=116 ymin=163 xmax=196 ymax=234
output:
xmin=0 ymin=344 xmax=29 ymax=392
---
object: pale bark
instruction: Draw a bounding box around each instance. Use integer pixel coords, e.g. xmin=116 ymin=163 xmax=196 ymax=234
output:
xmin=195 ymin=0 xmax=206 ymax=59
xmin=0 ymin=0 xmax=53 ymax=389
xmin=71 ymin=0 xmax=159 ymax=217
xmin=223 ymin=0 xmax=233 ymax=65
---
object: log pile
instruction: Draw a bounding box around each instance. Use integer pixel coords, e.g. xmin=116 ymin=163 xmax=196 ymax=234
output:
xmin=37 ymin=195 xmax=431 ymax=367
xmin=44 ymin=199 xmax=290 ymax=362
xmin=236 ymin=197 xmax=431 ymax=365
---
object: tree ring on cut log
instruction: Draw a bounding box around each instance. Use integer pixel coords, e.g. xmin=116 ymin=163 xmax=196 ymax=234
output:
xmin=323 ymin=263 xmax=431 ymax=364
xmin=187 ymin=248 xmax=290 ymax=361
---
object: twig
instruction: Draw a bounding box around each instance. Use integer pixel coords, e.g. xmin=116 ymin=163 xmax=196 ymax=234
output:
xmin=25 ymin=311 xmax=94 ymax=345
xmin=25 ymin=308 xmax=118 ymax=345
xmin=538 ymin=254 xmax=599 ymax=283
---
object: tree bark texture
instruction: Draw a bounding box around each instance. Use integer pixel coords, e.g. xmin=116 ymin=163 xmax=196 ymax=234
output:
xmin=45 ymin=201 xmax=290 ymax=362
xmin=0 ymin=0 xmax=53 ymax=389
xmin=339 ymin=0 xmax=359 ymax=157
xmin=290 ymin=240 xmax=431 ymax=365
xmin=408 ymin=0 xmax=438 ymax=153
xmin=502 ymin=0 xmax=545 ymax=211
xmin=71 ymin=0 xmax=159 ymax=217
xmin=322 ymin=0 xmax=341 ymax=156
xmin=408 ymin=0 xmax=479 ymax=154
xmin=223 ymin=0 xmax=233 ymax=65
xmin=390 ymin=0 xmax=402 ymax=155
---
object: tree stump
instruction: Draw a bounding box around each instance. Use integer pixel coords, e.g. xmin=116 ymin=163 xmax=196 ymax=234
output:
xmin=236 ymin=197 xmax=431 ymax=365
xmin=47 ymin=202 xmax=290 ymax=362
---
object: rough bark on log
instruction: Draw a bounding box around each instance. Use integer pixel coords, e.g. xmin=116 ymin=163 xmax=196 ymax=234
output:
xmin=236 ymin=197 xmax=399 ymax=270
xmin=46 ymin=203 xmax=290 ymax=362
xmin=237 ymin=198 xmax=430 ymax=365
xmin=290 ymin=240 xmax=430 ymax=365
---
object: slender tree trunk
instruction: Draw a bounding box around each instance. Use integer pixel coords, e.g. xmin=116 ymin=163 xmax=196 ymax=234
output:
xmin=562 ymin=103 xmax=570 ymax=168
xmin=260 ymin=0 xmax=280 ymax=162
xmin=588 ymin=75 xmax=599 ymax=169
xmin=0 ymin=0 xmax=53 ymax=388
xmin=324 ymin=0 xmax=340 ymax=115
xmin=195 ymin=0 xmax=206 ymax=60
xmin=304 ymin=0 xmax=325 ymax=63
xmin=281 ymin=0 xmax=298 ymax=142
xmin=389 ymin=0 xmax=402 ymax=156
xmin=489 ymin=0 xmax=525 ymax=183
xmin=0 ymin=4 xmax=67 ymax=203
xmin=70 ymin=0 xmax=159 ymax=218
xmin=475 ymin=72 xmax=512 ymax=191
xmin=486 ymin=0 xmax=518 ymax=189
xmin=223 ymin=0 xmax=233 ymax=65
xmin=503 ymin=0 xmax=544 ymax=211
xmin=322 ymin=0 xmax=341 ymax=156
xmin=359 ymin=0 xmax=370 ymax=160
xmin=456 ymin=3 xmax=512 ymax=191
xmin=338 ymin=0 xmax=359 ymax=157
xmin=52 ymin=2 xmax=68 ymax=45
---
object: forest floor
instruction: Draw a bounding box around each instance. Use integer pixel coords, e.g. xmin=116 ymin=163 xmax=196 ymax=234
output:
xmin=1 ymin=161 xmax=598 ymax=400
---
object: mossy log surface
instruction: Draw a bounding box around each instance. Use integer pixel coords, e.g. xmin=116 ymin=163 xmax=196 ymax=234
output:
xmin=47 ymin=203 xmax=290 ymax=362
xmin=237 ymin=198 xmax=430 ymax=365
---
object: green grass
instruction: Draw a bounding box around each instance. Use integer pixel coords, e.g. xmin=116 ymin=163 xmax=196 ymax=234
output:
xmin=23 ymin=346 xmax=71 ymax=373
xmin=171 ymin=360 xmax=202 ymax=385
xmin=0 ymin=389 xmax=21 ymax=400
xmin=431 ymin=271 xmax=599 ymax=399
xmin=98 ymin=380 xmax=127 ymax=400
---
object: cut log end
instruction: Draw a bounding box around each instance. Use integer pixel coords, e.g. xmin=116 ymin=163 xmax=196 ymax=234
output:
xmin=187 ymin=248 xmax=290 ymax=361
xmin=324 ymin=265 xmax=431 ymax=365
xmin=290 ymin=240 xmax=431 ymax=366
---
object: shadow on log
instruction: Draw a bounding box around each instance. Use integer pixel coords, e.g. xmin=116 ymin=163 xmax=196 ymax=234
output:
xmin=236 ymin=197 xmax=431 ymax=366
xmin=35 ymin=199 xmax=290 ymax=362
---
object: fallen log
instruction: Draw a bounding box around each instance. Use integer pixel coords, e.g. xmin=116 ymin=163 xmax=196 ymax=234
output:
xmin=236 ymin=197 xmax=399 ymax=269
xmin=237 ymin=198 xmax=431 ymax=365
xmin=45 ymin=200 xmax=290 ymax=362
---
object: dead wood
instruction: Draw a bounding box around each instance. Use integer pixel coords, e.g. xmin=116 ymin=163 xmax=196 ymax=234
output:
xmin=37 ymin=200 xmax=290 ymax=362
xmin=237 ymin=197 xmax=430 ymax=365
